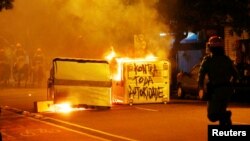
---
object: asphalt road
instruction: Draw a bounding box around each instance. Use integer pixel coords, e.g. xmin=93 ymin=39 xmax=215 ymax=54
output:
xmin=1 ymin=88 xmax=250 ymax=141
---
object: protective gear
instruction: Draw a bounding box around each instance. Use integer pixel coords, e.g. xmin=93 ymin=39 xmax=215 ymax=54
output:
xmin=36 ymin=48 xmax=42 ymax=52
xmin=13 ymin=43 xmax=29 ymax=66
xmin=34 ymin=48 xmax=43 ymax=57
xmin=198 ymin=45 xmax=238 ymax=126
xmin=14 ymin=46 xmax=26 ymax=58
xmin=219 ymin=111 xmax=232 ymax=126
xmin=33 ymin=48 xmax=44 ymax=63
xmin=206 ymin=36 xmax=224 ymax=48
xmin=16 ymin=43 xmax=22 ymax=48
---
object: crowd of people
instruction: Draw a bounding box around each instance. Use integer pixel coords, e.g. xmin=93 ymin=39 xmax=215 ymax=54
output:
xmin=0 ymin=43 xmax=47 ymax=88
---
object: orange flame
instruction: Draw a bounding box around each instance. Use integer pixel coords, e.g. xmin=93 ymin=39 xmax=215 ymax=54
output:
xmin=48 ymin=102 xmax=86 ymax=113
xmin=105 ymin=46 xmax=116 ymax=62
xmin=105 ymin=48 xmax=158 ymax=81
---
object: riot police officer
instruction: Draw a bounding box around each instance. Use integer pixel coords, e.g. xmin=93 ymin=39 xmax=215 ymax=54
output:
xmin=13 ymin=43 xmax=27 ymax=61
xmin=30 ymin=47 xmax=46 ymax=87
xmin=33 ymin=48 xmax=45 ymax=66
xmin=198 ymin=36 xmax=238 ymax=126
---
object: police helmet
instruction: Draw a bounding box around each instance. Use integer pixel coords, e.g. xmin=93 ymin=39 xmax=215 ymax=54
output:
xmin=206 ymin=36 xmax=224 ymax=48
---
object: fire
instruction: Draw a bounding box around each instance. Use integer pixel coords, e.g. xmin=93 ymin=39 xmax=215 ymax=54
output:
xmin=54 ymin=103 xmax=72 ymax=113
xmin=105 ymin=46 xmax=116 ymax=62
xmin=105 ymin=49 xmax=158 ymax=81
xmin=48 ymin=102 xmax=85 ymax=113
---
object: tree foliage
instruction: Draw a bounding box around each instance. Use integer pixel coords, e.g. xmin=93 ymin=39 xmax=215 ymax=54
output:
xmin=0 ymin=0 xmax=14 ymax=11
xmin=157 ymin=0 xmax=250 ymax=37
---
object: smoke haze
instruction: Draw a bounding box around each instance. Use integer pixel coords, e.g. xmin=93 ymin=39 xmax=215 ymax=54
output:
xmin=0 ymin=0 xmax=171 ymax=60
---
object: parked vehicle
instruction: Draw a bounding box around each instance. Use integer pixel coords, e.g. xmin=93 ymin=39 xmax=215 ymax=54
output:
xmin=176 ymin=39 xmax=250 ymax=101
xmin=177 ymin=62 xmax=250 ymax=101
xmin=176 ymin=64 xmax=208 ymax=100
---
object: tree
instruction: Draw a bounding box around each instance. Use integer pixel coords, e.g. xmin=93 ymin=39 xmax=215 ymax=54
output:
xmin=157 ymin=0 xmax=250 ymax=37
xmin=0 ymin=0 xmax=14 ymax=11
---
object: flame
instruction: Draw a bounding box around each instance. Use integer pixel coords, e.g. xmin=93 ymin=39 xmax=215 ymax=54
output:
xmin=145 ymin=53 xmax=158 ymax=60
xmin=48 ymin=102 xmax=85 ymax=113
xmin=104 ymin=47 xmax=158 ymax=81
xmin=53 ymin=103 xmax=73 ymax=113
xmin=105 ymin=46 xmax=116 ymax=62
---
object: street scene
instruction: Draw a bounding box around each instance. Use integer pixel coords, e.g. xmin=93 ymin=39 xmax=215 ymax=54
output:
xmin=1 ymin=88 xmax=250 ymax=141
xmin=1 ymin=0 xmax=250 ymax=141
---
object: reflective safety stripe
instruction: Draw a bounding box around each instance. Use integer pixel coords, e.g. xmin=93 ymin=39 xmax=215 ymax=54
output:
xmin=54 ymin=79 xmax=112 ymax=87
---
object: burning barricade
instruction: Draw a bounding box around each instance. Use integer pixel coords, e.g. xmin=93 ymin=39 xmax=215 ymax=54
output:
xmin=106 ymin=49 xmax=171 ymax=105
xmin=35 ymin=46 xmax=170 ymax=113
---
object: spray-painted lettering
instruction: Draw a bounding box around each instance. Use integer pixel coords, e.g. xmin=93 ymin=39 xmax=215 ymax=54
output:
xmin=128 ymin=85 xmax=164 ymax=100
xmin=128 ymin=63 xmax=158 ymax=76
xmin=132 ymin=76 xmax=154 ymax=86
xmin=127 ymin=62 xmax=166 ymax=101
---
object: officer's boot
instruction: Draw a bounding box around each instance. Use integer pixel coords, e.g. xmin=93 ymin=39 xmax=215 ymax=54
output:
xmin=219 ymin=111 xmax=232 ymax=126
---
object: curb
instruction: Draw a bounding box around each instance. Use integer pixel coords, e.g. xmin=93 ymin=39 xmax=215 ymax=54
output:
xmin=0 ymin=106 xmax=44 ymax=119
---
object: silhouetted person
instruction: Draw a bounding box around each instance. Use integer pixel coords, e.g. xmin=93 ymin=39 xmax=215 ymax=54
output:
xmin=198 ymin=36 xmax=238 ymax=126
xmin=31 ymin=48 xmax=46 ymax=87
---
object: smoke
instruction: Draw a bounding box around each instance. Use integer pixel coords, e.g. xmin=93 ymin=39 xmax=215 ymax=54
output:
xmin=0 ymin=0 xmax=171 ymax=60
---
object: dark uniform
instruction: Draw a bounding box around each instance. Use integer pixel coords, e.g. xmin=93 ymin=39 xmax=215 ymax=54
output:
xmin=198 ymin=36 xmax=238 ymax=126
xmin=13 ymin=43 xmax=29 ymax=65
